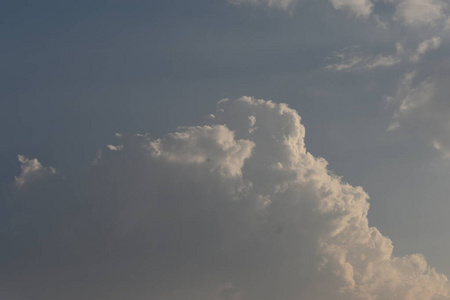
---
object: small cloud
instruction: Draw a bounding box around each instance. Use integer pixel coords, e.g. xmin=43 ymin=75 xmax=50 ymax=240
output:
xmin=387 ymin=121 xmax=400 ymax=131
xmin=375 ymin=14 xmax=389 ymax=29
xmin=327 ymin=36 xmax=441 ymax=73
xmin=410 ymin=36 xmax=442 ymax=63
xmin=107 ymin=144 xmax=124 ymax=151
xmin=329 ymin=0 xmax=374 ymax=17
xmin=228 ymin=0 xmax=298 ymax=11
xmin=14 ymin=155 xmax=56 ymax=187
xmin=325 ymin=45 xmax=401 ymax=71
xmin=394 ymin=0 xmax=447 ymax=26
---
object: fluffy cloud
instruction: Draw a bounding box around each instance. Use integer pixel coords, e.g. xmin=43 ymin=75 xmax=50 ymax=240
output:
xmin=148 ymin=125 xmax=254 ymax=177
xmin=388 ymin=72 xmax=450 ymax=157
xmin=2 ymin=97 xmax=449 ymax=299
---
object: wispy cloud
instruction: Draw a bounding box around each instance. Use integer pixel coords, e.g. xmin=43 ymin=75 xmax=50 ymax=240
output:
xmin=394 ymin=0 xmax=447 ymax=26
xmin=326 ymin=35 xmax=442 ymax=72
xmin=228 ymin=0 xmax=298 ymax=10
xmin=325 ymin=45 xmax=402 ymax=71
xmin=387 ymin=72 xmax=450 ymax=158
xmin=330 ymin=0 xmax=374 ymax=17
xmin=410 ymin=36 xmax=442 ymax=62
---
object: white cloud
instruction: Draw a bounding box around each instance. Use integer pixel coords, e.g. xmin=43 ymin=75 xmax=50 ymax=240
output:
xmin=330 ymin=0 xmax=374 ymax=17
xmin=3 ymin=97 xmax=450 ymax=299
xmin=394 ymin=0 xmax=447 ymax=25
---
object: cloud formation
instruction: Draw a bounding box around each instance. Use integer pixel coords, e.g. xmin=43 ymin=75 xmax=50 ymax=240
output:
xmin=2 ymin=97 xmax=449 ymax=300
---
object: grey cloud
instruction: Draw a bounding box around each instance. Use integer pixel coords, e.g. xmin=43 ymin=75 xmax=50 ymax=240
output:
xmin=2 ymin=97 xmax=449 ymax=300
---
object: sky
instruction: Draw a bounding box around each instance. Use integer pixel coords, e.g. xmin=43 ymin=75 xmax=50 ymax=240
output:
xmin=2 ymin=0 xmax=450 ymax=299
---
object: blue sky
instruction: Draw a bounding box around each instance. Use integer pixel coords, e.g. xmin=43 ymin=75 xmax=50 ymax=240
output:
xmin=2 ymin=0 xmax=450 ymax=299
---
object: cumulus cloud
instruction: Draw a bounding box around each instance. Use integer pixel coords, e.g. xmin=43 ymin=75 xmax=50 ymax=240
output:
xmin=2 ymin=97 xmax=449 ymax=299
xmin=388 ymin=72 xmax=450 ymax=157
